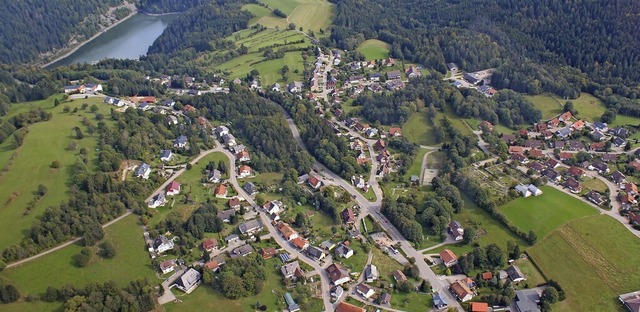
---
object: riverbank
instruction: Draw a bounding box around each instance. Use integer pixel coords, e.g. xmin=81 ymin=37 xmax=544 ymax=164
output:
xmin=141 ymin=11 xmax=182 ymax=17
xmin=40 ymin=8 xmax=138 ymax=68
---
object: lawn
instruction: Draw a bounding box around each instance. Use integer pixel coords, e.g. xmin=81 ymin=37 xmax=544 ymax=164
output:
xmin=404 ymin=148 xmax=428 ymax=179
xmin=499 ymin=186 xmax=597 ymax=239
xmin=581 ymin=177 xmax=608 ymax=193
xmin=512 ymin=258 xmax=546 ymax=287
xmin=402 ymin=111 xmax=436 ymax=146
xmin=432 ymin=192 xmax=527 ymax=256
xmin=243 ymin=4 xmax=288 ymax=29
xmin=0 ymin=95 xmax=113 ymax=250
xmin=217 ymin=50 xmax=306 ymax=86
xmin=371 ymin=246 xmax=403 ymax=282
xmin=391 ymin=292 xmax=433 ymax=311
xmin=571 ymin=93 xmax=606 ymax=122
xmin=528 ymin=215 xmax=640 ymax=311
xmin=356 ymin=39 xmax=391 ymax=60
xmin=526 ymin=94 xmax=562 ymax=120
xmin=336 ymin=240 xmax=369 ymax=274
xmin=465 ymin=118 xmax=514 ymax=134
xmin=611 ymin=114 xmax=640 ymax=127
xmin=0 ymin=215 xmax=156 ymax=300
xmin=288 ymin=0 xmax=334 ymax=31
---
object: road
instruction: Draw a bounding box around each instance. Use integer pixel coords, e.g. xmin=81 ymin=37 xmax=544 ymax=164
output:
xmin=281 ymin=110 xmax=464 ymax=311
xmin=215 ymin=146 xmax=335 ymax=311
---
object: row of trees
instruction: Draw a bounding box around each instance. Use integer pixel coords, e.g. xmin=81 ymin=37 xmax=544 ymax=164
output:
xmin=41 ymin=279 xmax=156 ymax=311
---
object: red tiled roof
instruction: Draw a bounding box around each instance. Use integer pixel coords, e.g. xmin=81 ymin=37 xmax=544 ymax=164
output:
xmin=470 ymin=302 xmax=489 ymax=312
xmin=439 ymin=249 xmax=458 ymax=264
xmin=214 ymin=184 xmax=227 ymax=196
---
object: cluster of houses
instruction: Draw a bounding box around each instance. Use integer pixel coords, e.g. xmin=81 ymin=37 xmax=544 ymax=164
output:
xmin=449 ymin=65 xmax=497 ymax=97
xmin=345 ymin=117 xmax=402 ymax=178
xmin=213 ymin=125 xmax=254 ymax=179
xmin=152 ymin=73 xmax=229 ymax=95
xmin=64 ymin=83 xmax=103 ymax=94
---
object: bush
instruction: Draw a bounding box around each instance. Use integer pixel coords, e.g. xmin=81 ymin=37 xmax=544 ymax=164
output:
xmin=50 ymin=160 xmax=61 ymax=168
xmin=74 ymin=253 xmax=90 ymax=267
xmin=98 ymin=241 xmax=116 ymax=259
xmin=37 ymin=184 xmax=48 ymax=196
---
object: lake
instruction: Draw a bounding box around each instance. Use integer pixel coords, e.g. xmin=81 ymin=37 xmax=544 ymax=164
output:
xmin=48 ymin=14 xmax=177 ymax=67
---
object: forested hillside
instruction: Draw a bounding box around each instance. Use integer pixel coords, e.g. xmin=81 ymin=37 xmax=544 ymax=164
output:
xmin=137 ymin=0 xmax=205 ymax=13
xmin=328 ymin=0 xmax=640 ymax=99
xmin=0 ymin=0 xmax=128 ymax=64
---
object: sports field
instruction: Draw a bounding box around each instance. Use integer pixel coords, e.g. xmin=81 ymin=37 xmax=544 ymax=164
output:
xmin=528 ymin=215 xmax=640 ymax=311
xmin=0 ymin=95 xmax=113 ymax=250
xmin=499 ymin=186 xmax=597 ymax=239
xmin=356 ymin=39 xmax=390 ymax=60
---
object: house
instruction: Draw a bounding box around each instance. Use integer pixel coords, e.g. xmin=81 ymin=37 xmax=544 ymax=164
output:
xmin=214 ymin=184 xmax=227 ymax=198
xmin=502 ymin=134 xmax=517 ymax=144
xmin=568 ymin=140 xmax=584 ymax=151
xmin=389 ymin=127 xmax=402 ymax=137
xmin=548 ymin=118 xmax=560 ymax=128
xmin=356 ymin=283 xmax=375 ymax=299
xmin=335 ymin=244 xmax=354 ymax=259
xmin=230 ymin=144 xmax=246 ymax=154
xmin=528 ymin=149 xmax=543 ymax=159
xmin=214 ymin=126 xmax=230 ymax=137
xmin=524 ymin=140 xmax=542 ymax=149
xmin=148 ymin=193 xmax=167 ymax=208
xmin=263 ymin=200 xmax=283 ymax=215
xmin=336 ymin=302 xmax=365 ymax=312
xmin=393 ymin=270 xmax=407 ymax=283
xmin=450 ymin=280 xmax=474 ymax=302
xmin=281 ymin=261 xmax=304 ymax=280
xmin=481 ymin=272 xmax=493 ymax=281
xmin=546 ymin=158 xmax=559 ymax=169
xmin=589 ymin=161 xmax=609 ymax=173
xmin=556 ymin=127 xmax=571 ymax=138
xmin=204 ymin=260 xmax=220 ymax=272
xmin=612 ymin=171 xmax=627 ymax=184
xmin=217 ymin=209 xmax=236 ymax=223
xmin=515 ymin=185 xmax=532 ymax=197
xmin=619 ymin=291 xmax=640 ymax=312
xmin=365 ymin=128 xmax=379 ymax=138
xmin=160 ymin=149 xmax=173 ymax=162
xmin=230 ymin=244 xmax=254 ymax=258
xmin=629 ymin=160 xmax=640 ymax=172
xmin=202 ymin=238 xmax=218 ymax=252
xmin=448 ymin=220 xmax=465 ymax=241
xmin=433 ymin=291 xmax=449 ymax=310
xmin=373 ymin=139 xmax=386 ymax=151
xmin=387 ymin=71 xmax=402 ymax=80
xmin=602 ymin=153 xmax=618 ymax=162
xmin=440 ymin=249 xmax=458 ymax=267
xmin=153 ymin=236 xmax=174 ymax=254
xmin=587 ymin=191 xmax=605 ymax=205
xmin=320 ymin=240 xmax=336 ymax=251
xmin=167 ymin=115 xmax=178 ymax=126
xmin=624 ymin=183 xmax=639 ymax=195
xmin=541 ymin=130 xmax=554 ymax=140
xmin=509 ymin=146 xmax=525 ymax=154
xmin=135 ymin=163 xmax=151 ymax=179
xmin=535 ymin=123 xmax=548 ymax=132
xmin=354 ymin=122 xmax=371 ymax=132
xmin=590 ymin=142 xmax=606 ymax=151
xmin=464 ymin=72 xmax=482 ymax=85
xmin=447 ymin=63 xmax=459 ymax=71
xmin=384 ymin=58 xmax=396 ymax=67
xmin=291 ymin=237 xmax=309 ymax=250
xmin=331 ymin=286 xmax=344 ymax=300
xmin=307 ymin=246 xmax=325 ymax=261
xmin=567 ymin=166 xmax=585 ymax=178
xmin=565 ymin=177 xmax=582 ymax=193
xmin=326 ymin=263 xmax=351 ymax=285
xmin=621 ymin=192 xmax=637 ymax=207
xmin=159 ymin=260 xmax=176 ymax=274
xmin=238 ymin=165 xmax=253 ymax=178
xmin=611 ymin=127 xmax=629 ymax=138
xmin=352 ymin=176 xmax=366 ymax=189
xmin=287 ymin=81 xmax=304 ymax=93
xmin=541 ymin=168 xmax=561 ymax=182
xmin=235 ymin=150 xmax=251 ymax=162
xmin=208 ymin=169 xmax=222 ymax=183
xmin=172 ymin=268 xmax=201 ymax=294
xmin=528 ymin=184 xmax=543 ymax=196
xmin=364 ymin=264 xmax=379 ymax=282
xmin=276 ymin=222 xmax=298 ymax=241
xmin=259 ymin=247 xmax=276 ymax=259
xmin=572 ymin=120 xmax=585 ymax=130
xmin=243 ymin=182 xmax=257 ymax=195
xmin=380 ymin=292 xmax=392 ymax=304
xmin=559 ymin=152 xmax=574 ymax=161
xmin=225 ymin=234 xmax=239 ymax=244
xmin=514 ymin=288 xmax=542 ymax=312
xmin=469 ymin=302 xmax=490 ymax=312
xmin=593 ymin=122 xmax=608 ymax=132
xmin=559 ymin=111 xmax=573 ymax=122
xmin=385 ymin=79 xmax=405 ymax=90
xmin=553 ymin=140 xmax=565 ymax=149
xmin=165 ymin=180 xmax=180 ymax=196
xmin=506 ymin=265 xmax=526 ymax=282
xmin=239 ymin=219 xmax=263 ymax=235
xmin=284 ymin=293 xmax=300 ymax=312
xmin=223 ymin=133 xmax=237 ymax=146
xmin=511 ymin=153 xmax=528 ymax=164
xmin=528 ymin=162 xmax=544 ymax=173
xmin=173 ymin=135 xmax=188 ymax=148
xmin=64 ymin=85 xmax=84 ymax=94
xmin=308 ymin=175 xmax=322 ymax=189
xmin=341 ymin=208 xmax=356 ymax=224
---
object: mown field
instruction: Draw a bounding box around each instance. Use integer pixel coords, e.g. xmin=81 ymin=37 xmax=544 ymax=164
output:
xmin=0 ymin=214 xmax=156 ymax=310
xmin=402 ymin=111 xmax=436 ymax=146
xmin=356 ymin=39 xmax=390 ymax=60
xmin=0 ymin=95 xmax=113 ymax=251
xmin=528 ymin=215 xmax=640 ymax=311
xmin=499 ymin=186 xmax=597 ymax=239
xmin=526 ymin=94 xmax=562 ymax=120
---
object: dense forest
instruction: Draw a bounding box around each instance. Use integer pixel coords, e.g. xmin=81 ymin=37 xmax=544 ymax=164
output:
xmin=41 ymin=279 xmax=156 ymax=311
xmin=0 ymin=0 xmax=128 ymax=64
xmin=137 ymin=0 xmax=206 ymax=13
xmin=328 ymin=0 xmax=640 ymax=107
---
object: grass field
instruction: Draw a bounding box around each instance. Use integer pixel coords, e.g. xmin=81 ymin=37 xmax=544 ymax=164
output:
xmin=250 ymin=0 xmax=334 ymax=31
xmin=581 ymin=177 xmax=608 ymax=193
xmin=526 ymin=94 xmax=562 ymax=120
xmin=465 ymin=118 xmax=514 ymax=134
xmin=371 ymin=246 xmax=403 ymax=282
xmin=356 ymin=39 xmax=391 ymax=60
xmin=499 ymin=186 xmax=597 ymax=239
xmin=611 ymin=114 xmax=640 ymax=127
xmin=405 ymin=148 xmax=428 ymax=179
xmin=528 ymin=215 xmax=640 ymax=311
xmin=571 ymin=93 xmax=606 ymax=122
xmin=0 ymin=215 xmax=155 ymax=302
xmin=0 ymin=95 xmax=113 ymax=251
xmin=432 ymin=192 xmax=527 ymax=256
xmin=243 ymin=4 xmax=289 ymax=29
xmin=402 ymin=111 xmax=436 ymax=146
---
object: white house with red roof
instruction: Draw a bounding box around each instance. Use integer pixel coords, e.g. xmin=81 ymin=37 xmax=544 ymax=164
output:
xmin=238 ymin=165 xmax=252 ymax=178
xmin=165 ymin=180 xmax=181 ymax=196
